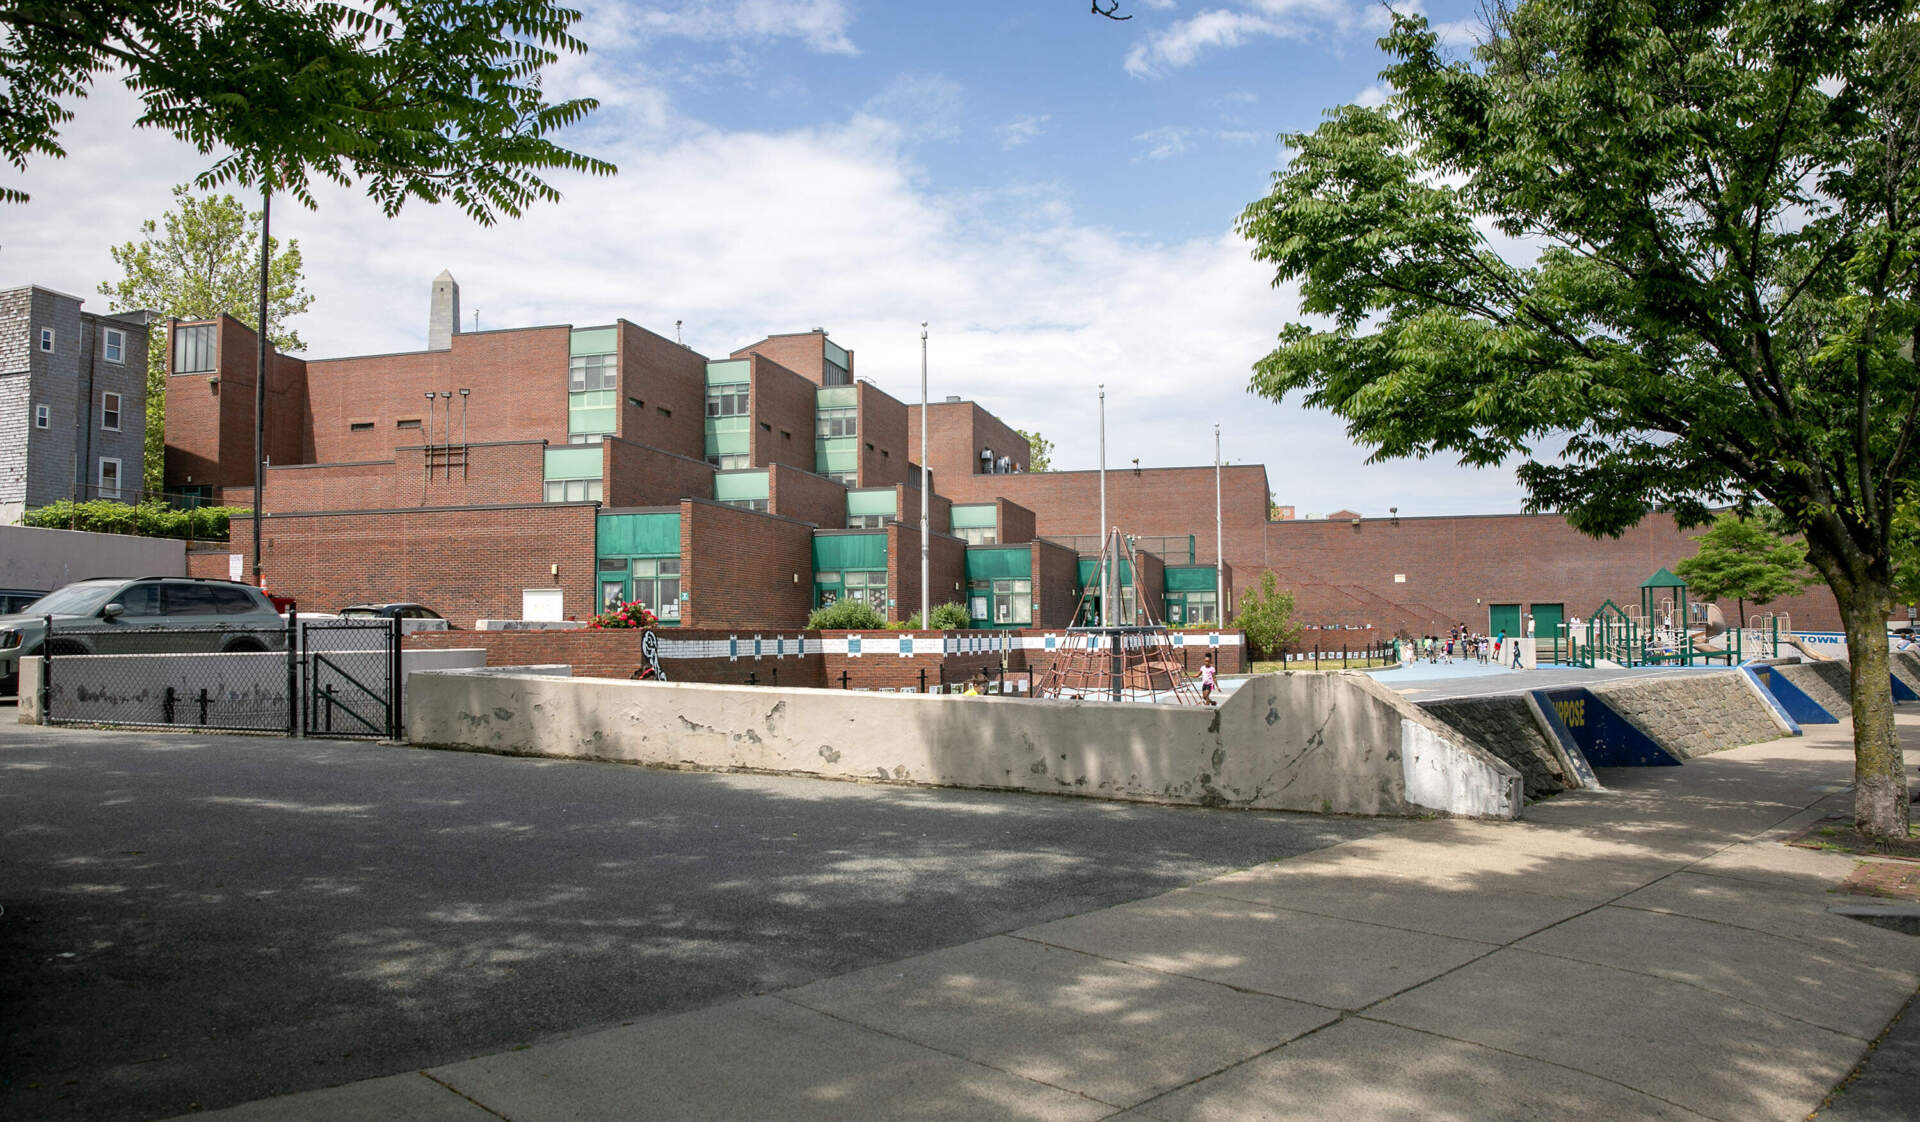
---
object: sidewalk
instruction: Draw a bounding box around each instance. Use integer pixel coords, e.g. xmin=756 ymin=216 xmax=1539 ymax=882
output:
xmin=192 ymin=717 xmax=1920 ymax=1121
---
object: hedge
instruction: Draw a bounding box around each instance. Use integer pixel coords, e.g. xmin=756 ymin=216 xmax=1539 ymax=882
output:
xmin=20 ymin=500 xmax=247 ymax=540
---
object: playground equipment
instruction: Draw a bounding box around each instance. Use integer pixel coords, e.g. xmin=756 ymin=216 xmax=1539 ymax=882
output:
xmin=1035 ymin=528 xmax=1206 ymax=705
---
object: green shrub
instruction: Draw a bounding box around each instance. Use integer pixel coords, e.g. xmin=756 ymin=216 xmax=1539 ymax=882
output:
xmin=929 ymin=602 xmax=970 ymax=630
xmin=21 ymin=500 xmax=248 ymax=540
xmin=807 ymin=599 xmax=886 ymax=630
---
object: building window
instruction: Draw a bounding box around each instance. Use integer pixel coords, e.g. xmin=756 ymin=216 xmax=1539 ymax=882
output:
xmin=759 ymin=421 xmax=772 ymax=432
xmin=569 ymin=353 xmax=616 ymax=391
xmin=172 ymin=324 xmax=214 ymax=373
xmin=656 ymin=406 xmax=671 ymax=418
xmin=726 ymin=498 xmax=769 ymax=512
xmin=828 ymin=472 xmax=857 ymax=487
xmin=38 ymin=327 xmax=54 ymax=352
xmin=349 ymin=421 xmax=374 ymax=432
xmin=567 ymin=433 xmax=604 ymax=445
xmin=542 ymin=478 xmax=603 ymax=502
xmin=816 ymin=406 xmax=856 ymax=438
xmin=707 ymin=453 xmax=748 ymax=470
xmin=970 ymin=578 xmax=1032 ymax=626
xmin=34 ymin=404 xmax=48 ymax=429
xmin=956 ymin=526 xmax=996 ymax=546
xmin=628 ymin=557 xmax=681 ymax=620
xmin=847 ymin=514 xmax=887 ymax=529
xmin=628 ymin=396 xmax=643 ymax=408
xmin=706 ymin=382 xmax=749 ymax=418
xmin=100 ymin=392 xmax=121 ymax=431
xmin=397 ymin=418 xmax=422 ymax=429
xmin=824 ymin=569 xmax=886 ymax=608
xmin=98 ymin=457 xmax=122 ymax=500
xmin=103 ymin=328 xmax=125 ymax=364
xmin=1183 ymin=591 xmax=1219 ymax=625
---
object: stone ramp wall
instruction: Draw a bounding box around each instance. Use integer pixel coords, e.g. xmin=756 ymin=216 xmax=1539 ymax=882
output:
xmin=1773 ymin=662 xmax=1851 ymax=719
xmin=406 ymin=669 xmax=1523 ymax=820
xmin=1419 ymin=696 xmax=1570 ymax=801
xmin=1890 ymin=651 xmax=1920 ymax=699
xmin=1588 ymin=672 xmax=1786 ymax=760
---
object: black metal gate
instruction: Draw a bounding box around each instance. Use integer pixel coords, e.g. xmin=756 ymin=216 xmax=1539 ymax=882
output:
xmin=38 ymin=614 xmax=401 ymax=739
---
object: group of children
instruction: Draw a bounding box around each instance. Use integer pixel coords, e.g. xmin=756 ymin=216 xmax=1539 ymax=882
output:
xmin=1410 ymin=625 xmax=1510 ymax=665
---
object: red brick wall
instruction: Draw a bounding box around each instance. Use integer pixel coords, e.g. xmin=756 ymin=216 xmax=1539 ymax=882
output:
xmin=618 ymin=320 xmax=706 ymax=460
xmin=857 ymin=380 xmax=910 ymax=488
xmin=605 ymin=437 xmax=715 ymax=508
xmin=232 ymin=503 xmax=597 ymax=625
xmin=163 ymin=315 xmax=310 ymax=493
xmin=1032 ymin=538 xmax=1081 ymax=628
xmin=262 ymin=441 xmax=547 ymax=512
xmin=997 ymin=498 xmax=1036 ymax=545
xmin=750 ymin=356 xmax=818 ymax=472
xmin=888 ymin=522 xmax=967 ymax=624
xmin=893 ymin=482 xmax=951 ymax=535
xmin=186 ymin=548 xmax=235 ymax=580
xmin=767 ymin=462 xmax=845 ymax=528
xmin=732 ymin=331 xmax=846 ymax=386
xmin=304 ymin=325 xmax=571 ymax=463
xmin=935 ymin=464 xmax=1272 ymax=555
xmin=1134 ymin=550 xmax=1166 ymax=626
xmin=680 ymin=499 xmax=814 ymax=628
xmin=905 ymin=400 xmax=1031 ymax=484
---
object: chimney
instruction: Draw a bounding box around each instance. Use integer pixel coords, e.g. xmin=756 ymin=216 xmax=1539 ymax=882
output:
xmin=428 ymin=270 xmax=460 ymax=351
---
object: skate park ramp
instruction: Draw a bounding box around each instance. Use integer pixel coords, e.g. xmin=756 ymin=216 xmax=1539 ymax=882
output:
xmin=406 ymin=668 xmax=1523 ymax=819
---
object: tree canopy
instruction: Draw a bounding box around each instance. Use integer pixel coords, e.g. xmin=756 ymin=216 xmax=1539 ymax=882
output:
xmin=1231 ymin=570 xmax=1301 ymax=660
xmin=1016 ymin=428 xmax=1054 ymax=472
xmin=1672 ymin=512 xmax=1816 ymax=622
xmin=99 ymin=186 xmax=313 ymax=491
xmin=1238 ymin=1 xmax=1920 ymax=837
xmin=1 ymin=0 xmax=614 ymax=219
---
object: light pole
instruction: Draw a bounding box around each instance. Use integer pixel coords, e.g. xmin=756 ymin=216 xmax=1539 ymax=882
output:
xmin=1214 ymin=424 xmax=1223 ymax=628
xmin=919 ymin=323 xmax=929 ymax=631
xmin=1098 ymin=385 xmax=1107 ymax=626
xmin=252 ymin=184 xmax=270 ymax=589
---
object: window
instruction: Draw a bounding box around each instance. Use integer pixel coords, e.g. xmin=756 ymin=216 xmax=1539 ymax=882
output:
xmin=114 ymin=583 xmax=164 ymax=617
xmin=100 ymin=392 xmax=121 ymax=432
xmin=103 ymin=328 xmax=125 ymax=363
xmin=705 ymin=382 xmax=749 ymax=418
xmin=956 ymin=526 xmax=997 ymax=546
xmin=542 ymin=478 xmax=603 ymax=502
xmin=598 ymin=558 xmax=628 ymax=572
xmin=781 ymin=430 xmax=792 ymax=440
xmin=628 ymin=557 xmax=682 ymax=620
xmin=397 ymin=418 xmax=422 ymax=429
xmin=173 ymin=324 xmax=215 ymax=373
xmin=815 ymin=406 xmax=856 ymax=437
xmin=97 ymin=457 xmax=121 ymax=500
xmin=656 ymin=406 xmax=672 ymax=418
xmin=970 ymin=578 xmax=1032 ymax=625
xmin=1183 ymin=591 xmax=1219 ymax=625
xmin=843 ymin=570 xmax=886 ymax=607
xmin=164 ymin=583 xmax=220 ymax=616
xmin=847 ymin=514 xmax=887 ymax=529
xmin=570 ymin=389 xmax=616 ymax=435
xmin=569 ymin=353 xmax=617 ymax=392
xmin=759 ymin=421 xmax=772 ymax=432
xmin=628 ymin=396 xmax=643 ymax=408
xmin=727 ymin=498 xmax=769 ymax=512
xmin=828 ymin=472 xmax=857 ymax=487
xmin=38 ymin=327 xmax=54 ymax=352
xmin=349 ymin=421 xmax=374 ymax=432
xmin=212 ymin=586 xmax=260 ymax=614
xmin=567 ymin=433 xmax=605 ymax=444
xmin=706 ymin=453 xmax=749 ymax=470
xmin=34 ymin=404 xmax=48 ymax=429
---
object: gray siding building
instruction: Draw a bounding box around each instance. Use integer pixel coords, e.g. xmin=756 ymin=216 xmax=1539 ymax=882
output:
xmin=0 ymin=285 xmax=154 ymax=525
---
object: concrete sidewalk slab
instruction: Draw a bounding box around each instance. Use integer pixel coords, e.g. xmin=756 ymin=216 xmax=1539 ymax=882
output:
xmin=1614 ymin=870 xmax=1920 ymax=962
xmin=1513 ymin=905 xmax=1920 ymax=1038
xmin=192 ymin=1072 xmax=498 ymax=1121
xmin=1194 ymin=870 xmax=1597 ymax=944
xmin=1018 ymin=889 xmax=1493 ymax=1009
xmin=1133 ymin=1017 xmax=1711 ymax=1122
xmin=427 ymin=996 xmax=1112 ymax=1122
xmin=783 ymin=935 xmax=1334 ymax=1105
xmin=1367 ymin=948 xmax=1868 ymax=1121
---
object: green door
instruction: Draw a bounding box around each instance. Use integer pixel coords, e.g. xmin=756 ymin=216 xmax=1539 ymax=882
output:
xmin=1488 ymin=603 xmax=1522 ymax=638
xmin=1529 ymin=603 xmax=1564 ymax=640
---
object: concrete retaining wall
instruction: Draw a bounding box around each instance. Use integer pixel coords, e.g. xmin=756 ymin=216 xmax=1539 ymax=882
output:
xmin=406 ymin=668 xmax=1524 ymax=819
xmin=1587 ymin=672 xmax=1785 ymax=759
xmin=1771 ymin=662 xmax=1851 ymax=720
xmin=1419 ymin=695 xmax=1571 ymax=801
xmin=0 ymin=524 xmax=187 ymax=593
xmin=1890 ymin=651 xmax=1920 ymax=699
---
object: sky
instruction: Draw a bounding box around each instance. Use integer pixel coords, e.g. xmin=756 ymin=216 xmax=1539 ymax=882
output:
xmin=0 ymin=0 xmax=1520 ymax=518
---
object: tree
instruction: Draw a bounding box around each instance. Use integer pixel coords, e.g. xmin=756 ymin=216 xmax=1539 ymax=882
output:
xmin=1237 ymin=4 xmax=1920 ymax=838
xmin=1231 ymin=570 xmax=1300 ymax=660
xmin=1895 ymin=492 xmax=1920 ymax=609
xmin=1674 ymin=513 xmax=1817 ymax=626
xmin=1016 ymin=429 xmax=1054 ymax=472
xmin=1 ymin=1 xmax=613 ymax=218
xmin=100 ymin=186 xmax=313 ymax=492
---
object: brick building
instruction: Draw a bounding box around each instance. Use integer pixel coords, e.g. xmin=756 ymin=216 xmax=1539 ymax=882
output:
xmin=1 ymin=285 xmax=154 ymax=524
xmin=162 ymin=274 xmax=1843 ymax=637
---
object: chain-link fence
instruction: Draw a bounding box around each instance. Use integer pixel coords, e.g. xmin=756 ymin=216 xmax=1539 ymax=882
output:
xmin=38 ymin=615 xmax=400 ymax=738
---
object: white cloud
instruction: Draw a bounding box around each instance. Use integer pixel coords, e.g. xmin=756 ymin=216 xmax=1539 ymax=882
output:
xmin=998 ymin=113 xmax=1051 ymax=149
xmin=1124 ymin=0 xmax=1396 ymax=76
xmin=0 ymin=54 xmax=1531 ymax=518
xmin=1134 ymin=125 xmax=1195 ymax=160
xmin=1354 ymin=83 xmax=1391 ymax=108
xmin=860 ymin=74 xmax=967 ymax=143
xmin=636 ymin=0 xmax=857 ymax=55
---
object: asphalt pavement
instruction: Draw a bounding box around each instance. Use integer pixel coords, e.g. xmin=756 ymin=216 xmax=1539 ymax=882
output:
xmin=0 ymin=711 xmax=1386 ymax=1121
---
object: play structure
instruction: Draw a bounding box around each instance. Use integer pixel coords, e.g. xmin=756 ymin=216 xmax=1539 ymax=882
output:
xmin=1560 ymin=570 xmax=1820 ymax=669
xmin=1035 ymin=528 xmax=1205 ymax=705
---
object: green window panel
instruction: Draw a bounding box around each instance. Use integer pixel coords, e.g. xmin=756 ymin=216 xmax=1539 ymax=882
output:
xmin=597 ymin=512 xmax=680 ymax=557
xmin=817 ymin=440 xmax=858 ymax=472
xmin=1076 ymin=558 xmax=1133 ymax=586
xmin=713 ymin=471 xmax=770 ymax=501
xmin=706 ymin=428 xmax=749 ymax=456
xmin=950 ymin=504 xmax=997 ymax=530
xmin=706 ymin=415 xmax=749 ymax=433
xmin=544 ymin=446 xmax=603 ymax=480
xmin=964 ymin=547 xmax=1031 ymax=581
xmin=570 ymin=327 xmax=617 ymax=357
xmin=813 ymin=533 xmax=886 ymax=572
xmin=1164 ymin=566 xmax=1219 ymax=592
xmin=705 ymin=360 xmax=750 ymax=386
xmin=815 ymin=385 xmax=857 ymax=409
xmin=846 ymin=489 xmax=895 ymax=517
xmin=824 ymin=339 xmax=850 ymax=370
xmin=569 ymin=389 xmax=617 ymax=434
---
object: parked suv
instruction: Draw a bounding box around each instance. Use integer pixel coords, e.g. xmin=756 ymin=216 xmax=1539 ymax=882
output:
xmin=338 ymin=603 xmax=444 ymax=621
xmin=0 ymin=577 xmax=284 ymax=695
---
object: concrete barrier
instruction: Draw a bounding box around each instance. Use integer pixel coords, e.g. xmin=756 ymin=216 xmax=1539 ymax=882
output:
xmin=1586 ymin=672 xmax=1787 ymax=760
xmin=1775 ymin=661 xmax=1853 ymax=718
xmin=1419 ymin=694 xmax=1581 ymax=800
xmin=1747 ymin=664 xmax=1837 ymax=724
xmin=406 ymin=668 xmax=1524 ymax=819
